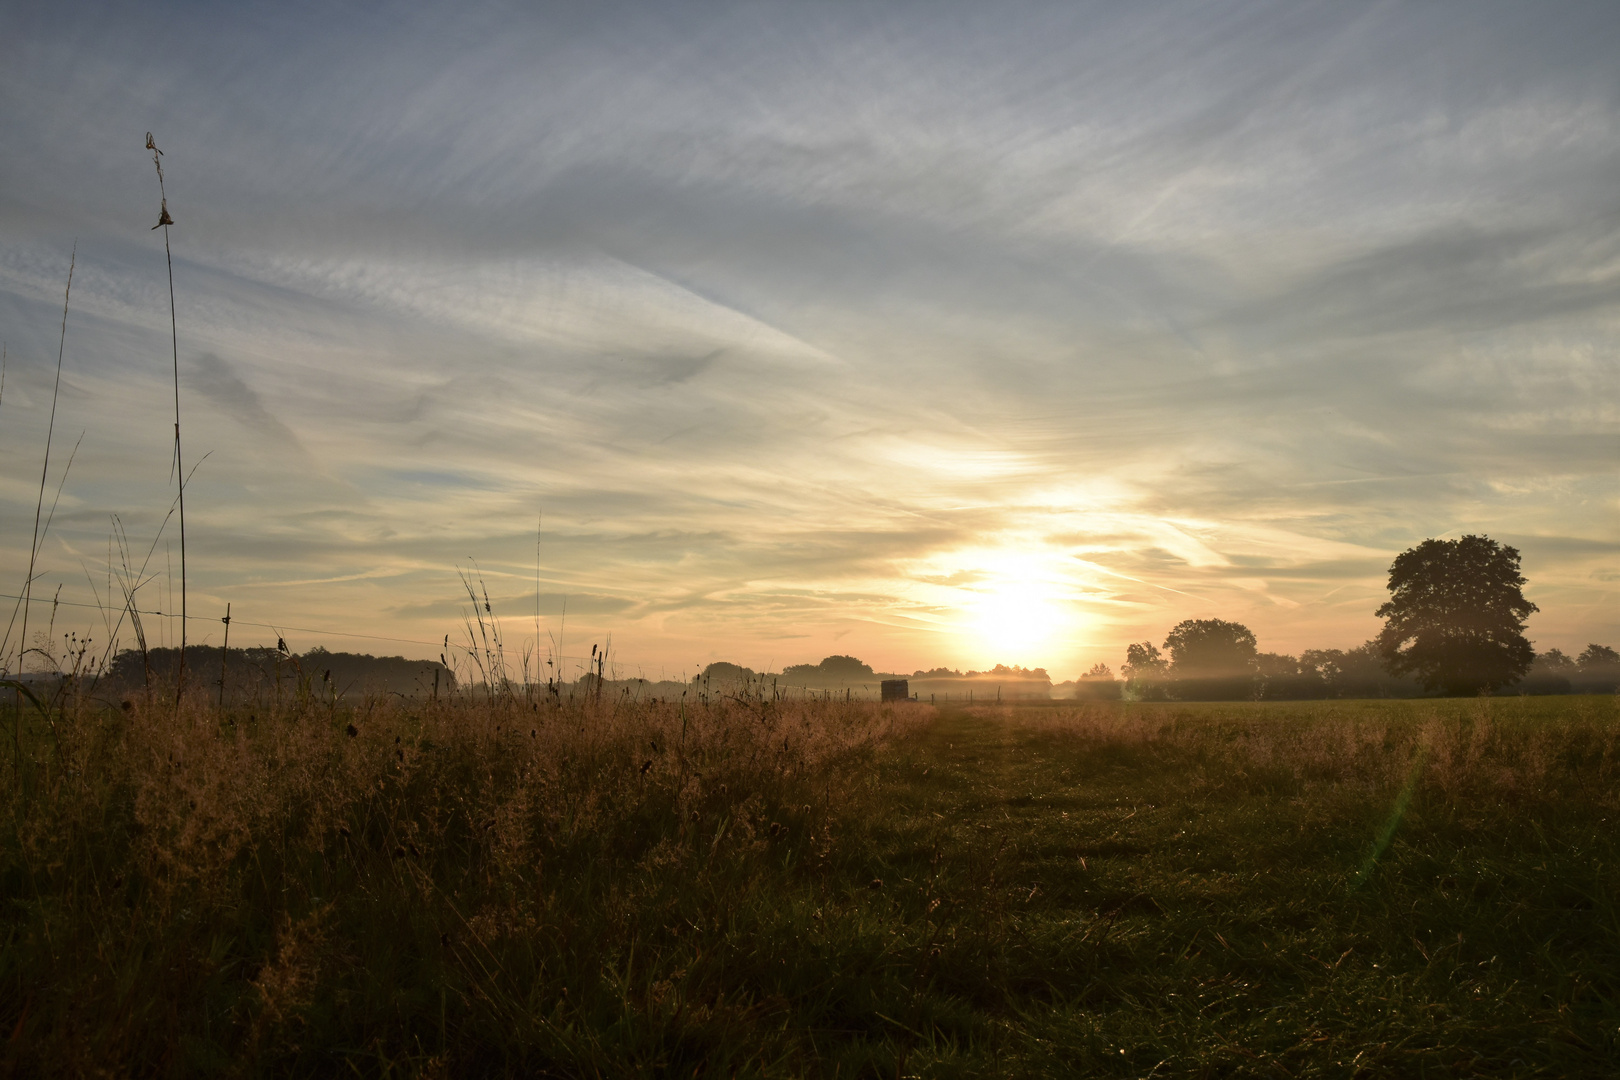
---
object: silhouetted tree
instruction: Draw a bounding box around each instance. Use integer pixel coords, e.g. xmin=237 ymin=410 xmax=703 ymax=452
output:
xmin=1118 ymin=642 xmax=1168 ymax=700
xmin=1152 ymin=619 xmax=1258 ymax=700
xmin=696 ymin=662 xmax=757 ymax=684
xmin=813 ymin=655 xmax=872 ymax=679
xmin=1163 ymin=619 xmax=1258 ymax=676
xmin=971 ymin=664 xmax=1049 ymax=680
xmin=1577 ymin=644 xmax=1619 ymax=671
xmin=1254 ymin=652 xmax=1300 ymax=678
xmin=1069 ymin=662 xmax=1121 ymax=700
xmin=819 ymin=655 xmax=873 ymax=678
xmin=1121 ymin=642 xmax=1165 ymax=679
xmin=1534 ymin=648 xmax=1576 ymax=672
xmin=1298 ymin=649 xmax=1344 ymax=682
xmin=1300 ymin=645 xmax=1371 ymax=697
xmin=1573 ymin=644 xmax=1620 ymax=693
xmin=1254 ymin=651 xmax=1329 ymax=699
xmin=781 ymin=655 xmax=876 ymax=687
xmin=1518 ymin=649 xmax=1575 ymax=695
xmin=103 ymin=646 xmax=453 ymax=701
xmin=1375 ymin=535 xmax=1537 ymax=695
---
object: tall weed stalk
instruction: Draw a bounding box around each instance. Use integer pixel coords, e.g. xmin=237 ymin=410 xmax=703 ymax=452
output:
xmin=147 ymin=133 xmax=188 ymax=694
xmin=13 ymin=249 xmax=74 ymax=678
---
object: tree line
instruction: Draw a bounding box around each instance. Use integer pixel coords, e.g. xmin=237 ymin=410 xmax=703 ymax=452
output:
xmin=100 ymin=644 xmax=455 ymax=702
xmin=76 ymin=536 xmax=1605 ymax=704
xmin=1090 ymin=535 xmax=1617 ymax=700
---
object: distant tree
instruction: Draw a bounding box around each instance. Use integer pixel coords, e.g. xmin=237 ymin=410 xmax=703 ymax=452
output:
xmin=1577 ymin=644 xmax=1619 ymax=671
xmin=1254 ymin=652 xmax=1300 ymax=678
xmin=1571 ymin=644 xmax=1620 ymax=693
xmin=1519 ymin=648 xmax=1577 ymax=695
xmin=1301 ymin=643 xmax=1413 ymax=698
xmin=104 ymin=646 xmax=453 ymax=699
xmin=817 ymin=655 xmax=874 ymax=679
xmin=783 ymin=655 xmax=875 ymax=684
xmin=1163 ymin=619 xmax=1258 ymax=676
xmin=1342 ymin=641 xmax=1422 ymax=698
xmin=1252 ymin=651 xmax=1319 ymax=700
xmin=1071 ymin=662 xmax=1122 ymax=700
xmin=979 ymin=664 xmax=1049 ymax=680
xmin=696 ymin=661 xmax=756 ymax=684
xmin=1120 ymin=642 xmax=1169 ymax=700
xmin=1375 ymin=535 xmax=1537 ymax=695
xmin=1298 ymin=649 xmax=1344 ymax=682
xmin=1121 ymin=642 xmax=1166 ymax=679
xmin=1533 ymin=648 xmax=1576 ymax=672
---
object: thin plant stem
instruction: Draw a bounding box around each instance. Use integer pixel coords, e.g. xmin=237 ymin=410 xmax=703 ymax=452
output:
xmin=19 ymin=247 xmax=75 ymax=678
xmin=148 ymin=133 xmax=188 ymax=697
xmin=544 ymin=511 xmax=550 ymax=696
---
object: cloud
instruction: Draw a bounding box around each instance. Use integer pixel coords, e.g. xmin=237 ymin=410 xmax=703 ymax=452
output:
xmin=188 ymin=353 xmax=311 ymax=458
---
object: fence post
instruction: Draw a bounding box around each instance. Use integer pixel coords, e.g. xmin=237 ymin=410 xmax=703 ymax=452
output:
xmin=217 ymin=603 xmax=231 ymax=709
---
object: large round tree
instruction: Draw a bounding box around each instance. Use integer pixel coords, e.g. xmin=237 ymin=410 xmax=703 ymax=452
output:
xmin=1375 ymin=535 xmax=1537 ymax=695
xmin=1163 ymin=618 xmax=1258 ymax=675
xmin=1160 ymin=618 xmax=1259 ymax=700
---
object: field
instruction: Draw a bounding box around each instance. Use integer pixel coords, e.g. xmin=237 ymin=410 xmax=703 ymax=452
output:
xmin=2 ymin=690 xmax=1617 ymax=1077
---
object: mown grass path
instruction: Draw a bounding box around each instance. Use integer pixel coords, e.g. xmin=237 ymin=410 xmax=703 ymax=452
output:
xmin=822 ymin=701 xmax=1619 ymax=1078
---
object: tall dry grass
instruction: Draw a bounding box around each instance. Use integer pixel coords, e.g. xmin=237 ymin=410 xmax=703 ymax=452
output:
xmin=0 ymin=686 xmax=930 ymax=1075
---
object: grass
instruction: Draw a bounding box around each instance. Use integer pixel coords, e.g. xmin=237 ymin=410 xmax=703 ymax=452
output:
xmin=871 ymin=698 xmax=1619 ymax=1076
xmin=1 ymin=691 xmax=1617 ymax=1077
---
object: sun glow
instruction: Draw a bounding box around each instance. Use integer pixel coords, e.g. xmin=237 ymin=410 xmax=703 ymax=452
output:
xmin=955 ymin=549 xmax=1078 ymax=665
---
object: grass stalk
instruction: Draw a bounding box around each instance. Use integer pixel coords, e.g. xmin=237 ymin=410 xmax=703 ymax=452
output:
xmin=147 ymin=133 xmax=187 ymax=697
xmin=534 ymin=510 xmax=541 ymax=700
xmin=16 ymin=247 xmax=75 ymax=680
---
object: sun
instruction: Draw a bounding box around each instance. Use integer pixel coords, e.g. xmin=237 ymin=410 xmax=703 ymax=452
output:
xmin=959 ymin=550 xmax=1075 ymax=663
xmin=971 ymin=581 xmax=1068 ymax=659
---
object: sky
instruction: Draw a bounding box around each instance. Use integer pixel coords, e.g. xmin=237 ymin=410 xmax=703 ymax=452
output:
xmin=1 ymin=0 xmax=1616 ymax=682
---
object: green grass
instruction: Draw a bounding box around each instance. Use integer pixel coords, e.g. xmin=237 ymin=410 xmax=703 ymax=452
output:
xmin=855 ymin=698 xmax=1619 ymax=1077
xmin=2 ymin=693 xmax=1617 ymax=1076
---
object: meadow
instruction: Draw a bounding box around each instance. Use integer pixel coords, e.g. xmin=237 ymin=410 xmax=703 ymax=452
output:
xmin=1 ymin=688 xmax=1616 ymax=1077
